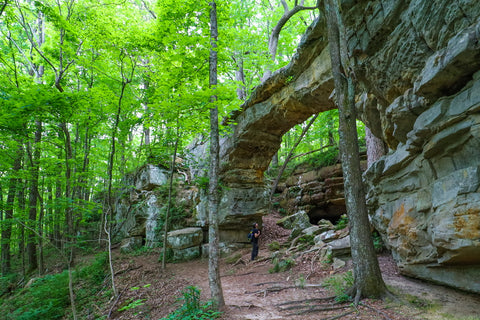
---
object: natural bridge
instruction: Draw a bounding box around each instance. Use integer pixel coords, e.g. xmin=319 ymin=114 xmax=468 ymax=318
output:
xmin=203 ymin=0 xmax=480 ymax=294
xmin=216 ymin=18 xmax=334 ymax=234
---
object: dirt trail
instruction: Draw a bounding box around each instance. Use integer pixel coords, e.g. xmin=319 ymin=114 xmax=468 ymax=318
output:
xmin=109 ymin=214 xmax=480 ymax=320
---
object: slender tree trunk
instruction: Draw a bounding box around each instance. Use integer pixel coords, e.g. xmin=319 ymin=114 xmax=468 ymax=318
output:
xmin=162 ymin=125 xmax=180 ymax=269
xmin=0 ymin=186 xmax=3 ymax=222
xmin=17 ymin=182 xmax=26 ymax=277
xmin=59 ymin=122 xmax=75 ymax=266
xmin=143 ymin=89 xmax=151 ymax=145
xmin=46 ymin=182 xmax=53 ymax=244
xmin=324 ymin=0 xmax=387 ymax=303
xmin=1 ymin=144 xmax=22 ymax=275
xmin=234 ymin=53 xmax=246 ymax=100
xmin=104 ymin=75 xmax=129 ymax=298
xmin=38 ymin=191 xmax=45 ymax=275
xmin=54 ymin=171 xmax=63 ymax=249
xmin=208 ymin=0 xmax=225 ymax=308
xmin=26 ymin=120 xmax=42 ymax=273
xmin=365 ymin=126 xmax=386 ymax=168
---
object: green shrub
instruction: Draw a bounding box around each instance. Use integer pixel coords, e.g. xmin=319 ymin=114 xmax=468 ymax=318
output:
xmin=193 ymin=176 xmax=209 ymax=191
xmin=158 ymin=247 xmax=174 ymax=263
xmin=118 ymin=298 xmax=145 ymax=312
xmin=8 ymin=272 xmax=70 ymax=320
xmin=297 ymin=234 xmax=315 ymax=245
xmin=305 ymin=146 xmax=339 ymax=169
xmin=77 ymin=252 xmax=108 ymax=285
xmin=161 ymin=286 xmax=222 ymax=320
xmin=0 ymin=273 xmax=18 ymax=297
xmin=75 ymin=252 xmax=109 ymax=317
xmin=0 ymin=252 xmax=110 ymax=320
xmin=129 ymin=246 xmax=154 ymax=257
xmin=269 ymin=258 xmax=295 ymax=273
xmin=323 ymin=270 xmax=354 ymax=302
xmin=268 ymin=241 xmax=280 ymax=251
xmin=335 ymin=214 xmax=348 ymax=230
xmin=372 ymin=231 xmax=384 ymax=252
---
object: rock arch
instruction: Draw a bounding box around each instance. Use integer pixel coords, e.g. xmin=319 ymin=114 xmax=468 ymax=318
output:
xmin=215 ymin=19 xmax=336 ymax=241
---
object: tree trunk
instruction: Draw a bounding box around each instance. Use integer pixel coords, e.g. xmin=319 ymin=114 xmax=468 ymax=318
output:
xmin=17 ymin=181 xmax=26 ymax=277
xmin=104 ymin=80 xmax=127 ymax=298
xmin=26 ymin=120 xmax=42 ymax=273
xmin=162 ymin=124 xmax=180 ymax=269
xmin=59 ymin=122 xmax=75 ymax=266
xmin=38 ymin=193 xmax=45 ymax=275
xmin=365 ymin=126 xmax=386 ymax=168
xmin=54 ymin=170 xmax=63 ymax=249
xmin=234 ymin=53 xmax=246 ymax=101
xmin=1 ymin=144 xmax=22 ymax=275
xmin=208 ymin=0 xmax=225 ymax=309
xmin=324 ymin=0 xmax=387 ymax=302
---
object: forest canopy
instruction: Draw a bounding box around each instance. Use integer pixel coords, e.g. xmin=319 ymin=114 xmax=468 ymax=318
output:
xmin=0 ymin=0 xmax=357 ymax=278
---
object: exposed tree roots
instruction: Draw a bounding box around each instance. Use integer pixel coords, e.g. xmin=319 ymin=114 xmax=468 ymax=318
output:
xmin=359 ymin=302 xmax=392 ymax=320
xmin=285 ymin=304 xmax=350 ymax=316
xmin=271 ymin=285 xmax=397 ymax=319
xmin=319 ymin=310 xmax=356 ymax=320
xmin=276 ymin=295 xmax=337 ymax=306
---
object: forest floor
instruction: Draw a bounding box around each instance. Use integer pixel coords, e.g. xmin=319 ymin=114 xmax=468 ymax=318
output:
xmin=105 ymin=213 xmax=480 ymax=320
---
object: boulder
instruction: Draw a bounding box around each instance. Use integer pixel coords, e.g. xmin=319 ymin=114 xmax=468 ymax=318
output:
xmin=172 ymin=246 xmax=201 ymax=261
xmin=120 ymin=236 xmax=143 ymax=253
xmin=167 ymin=227 xmax=203 ymax=250
xmin=332 ymin=257 xmax=346 ymax=270
xmin=302 ymin=226 xmax=321 ymax=236
xmin=276 ymin=210 xmax=311 ymax=230
xmin=316 ymin=230 xmax=336 ymax=243
xmin=327 ymin=235 xmax=351 ymax=258
xmin=135 ymin=164 xmax=168 ymax=191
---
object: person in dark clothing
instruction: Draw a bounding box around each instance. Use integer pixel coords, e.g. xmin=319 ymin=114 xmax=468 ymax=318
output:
xmin=251 ymin=222 xmax=261 ymax=261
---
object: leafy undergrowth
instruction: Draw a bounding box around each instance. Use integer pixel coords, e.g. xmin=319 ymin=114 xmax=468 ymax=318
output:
xmin=160 ymin=286 xmax=222 ymax=320
xmin=1 ymin=213 xmax=479 ymax=320
xmin=0 ymin=252 xmax=110 ymax=320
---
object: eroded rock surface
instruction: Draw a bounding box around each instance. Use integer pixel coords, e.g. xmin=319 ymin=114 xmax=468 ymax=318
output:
xmin=215 ymin=0 xmax=480 ymax=293
xmin=114 ymin=164 xmax=197 ymax=252
xmin=349 ymin=0 xmax=480 ymax=293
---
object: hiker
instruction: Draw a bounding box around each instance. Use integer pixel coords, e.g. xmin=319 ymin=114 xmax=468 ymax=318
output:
xmin=251 ymin=222 xmax=261 ymax=261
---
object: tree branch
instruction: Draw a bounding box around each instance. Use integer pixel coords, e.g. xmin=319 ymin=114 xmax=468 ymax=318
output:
xmin=0 ymin=0 xmax=7 ymax=17
xmin=142 ymin=0 xmax=156 ymax=19
xmin=290 ymin=144 xmax=334 ymax=160
xmin=269 ymin=114 xmax=318 ymax=199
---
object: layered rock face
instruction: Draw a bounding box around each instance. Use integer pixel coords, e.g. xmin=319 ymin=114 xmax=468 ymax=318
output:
xmin=278 ymin=163 xmax=346 ymax=224
xmin=114 ymin=164 xmax=167 ymax=252
xmin=347 ymin=0 xmax=480 ymax=292
xmin=114 ymin=164 xmax=197 ymax=252
xmin=277 ymin=159 xmax=367 ymax=226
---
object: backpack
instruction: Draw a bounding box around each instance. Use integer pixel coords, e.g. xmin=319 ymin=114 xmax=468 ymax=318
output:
xmin=247 ymin=230 xmax=254 ymax=242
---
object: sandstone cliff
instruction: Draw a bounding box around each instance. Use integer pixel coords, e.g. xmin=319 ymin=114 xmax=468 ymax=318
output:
xmin=347 ymin=0 xmax=480 ymax=293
